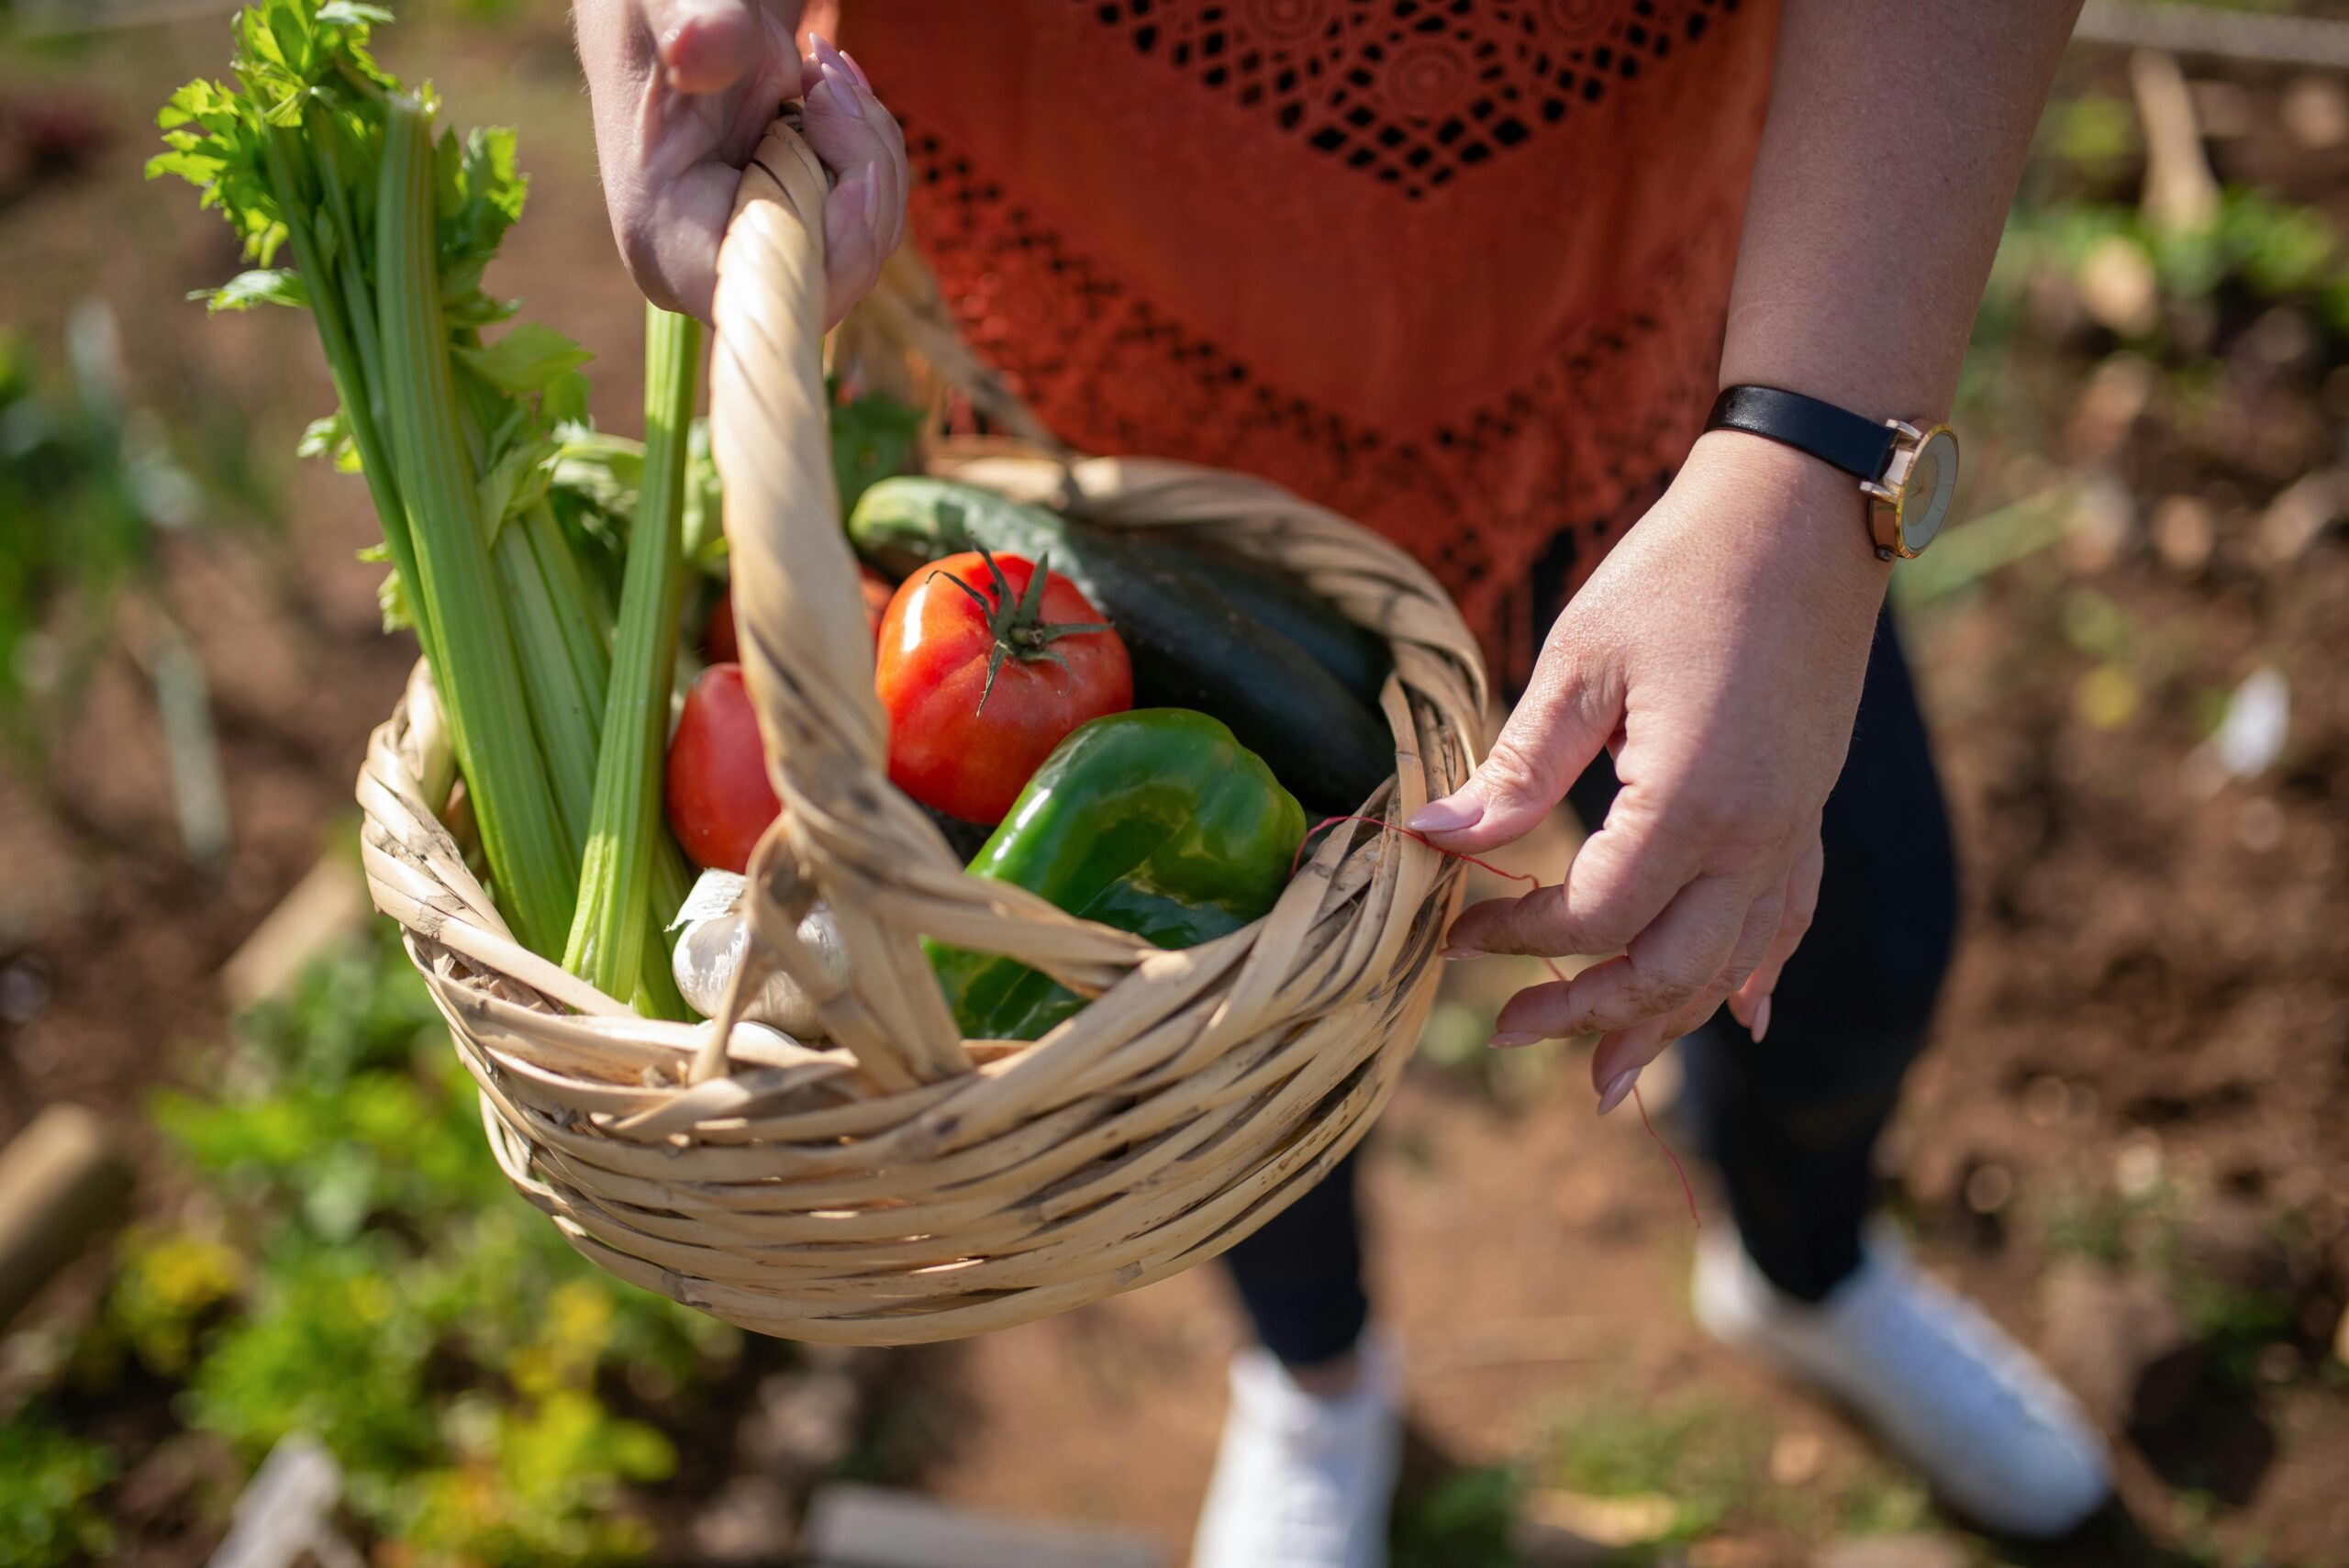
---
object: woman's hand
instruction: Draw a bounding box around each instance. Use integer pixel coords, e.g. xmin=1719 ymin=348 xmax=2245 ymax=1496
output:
xmin=574 ymin=0 xmax=907 ymax=323
xmin=1432 ymin=0 xmax=2076 ymax=1115
xmin=1409 ymin=430 xmax=1889 ymax=1112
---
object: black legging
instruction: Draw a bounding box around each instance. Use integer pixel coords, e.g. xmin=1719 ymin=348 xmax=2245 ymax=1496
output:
xmin=1223 ymin=608 xmax=1960 ymax=1366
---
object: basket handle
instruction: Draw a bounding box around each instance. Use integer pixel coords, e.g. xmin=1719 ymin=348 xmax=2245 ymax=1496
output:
xmin=706 ymin=120 xmax=974 ymax=1089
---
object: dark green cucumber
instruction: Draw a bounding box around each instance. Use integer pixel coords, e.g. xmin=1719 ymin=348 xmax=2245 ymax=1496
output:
xmin=918 ymin=799 xmax=998 ymax=863
xmin=1123 ymin=539 xmax=1392 ymax=709
xmin=849 ymin=478 xmax=1394 ymax=812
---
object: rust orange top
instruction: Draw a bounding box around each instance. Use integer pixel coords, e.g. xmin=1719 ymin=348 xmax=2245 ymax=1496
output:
xmin=851 ymin=0 xmax=1779 ymax=688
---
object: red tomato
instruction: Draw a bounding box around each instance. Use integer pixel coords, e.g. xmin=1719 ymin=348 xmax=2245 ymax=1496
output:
xmin=664 ymin=663 xmax=780 ymax=873
xmin=875 ymin=550 xmax=1131 ymax=822
xmin=860 ymin=566 xmax=895 ymax=645
xmin=702 ymin=584 xmax=740 ymax=665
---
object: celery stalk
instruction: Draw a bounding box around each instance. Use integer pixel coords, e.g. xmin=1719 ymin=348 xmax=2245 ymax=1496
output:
xmin=255 ymin=123 xmax=427 ymax=670
xmin=494 ymin=514 xmax=602 ymax=848
xmin=518 ymin=491 xmax=693 ymax=1016
xmin=562 ymin=303 xmax=700 ymax=1015
xmin=158 ymin=3 xmax=688 ymax=985
xmin=501 ymin=511 xmax=694 ymax=1014
xmin=521 ymin=502 xmax=616 ymax=728
xmin=375 ymin=96 xmax=578 ymax=956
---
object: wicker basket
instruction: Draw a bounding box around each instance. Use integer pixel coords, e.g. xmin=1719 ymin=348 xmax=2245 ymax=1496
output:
xmin=355 ymin=124 xmax=1488 ymax=1344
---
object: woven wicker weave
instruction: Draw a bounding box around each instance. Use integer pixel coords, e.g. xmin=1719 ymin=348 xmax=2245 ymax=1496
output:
xmin=355 ymin=124 xmax=1488 ymax=1344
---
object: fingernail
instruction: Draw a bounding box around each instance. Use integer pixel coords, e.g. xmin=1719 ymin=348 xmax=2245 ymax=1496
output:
xmin=659 ymin=2 xmax=719 ymax=51
xmin=819 ymin=65 xmax=864 ymax=117
xmin=839 ymin=47 xmax=874 ymax=91
xmin=1439 ymin=945 xmax=1476 ymax=961
xmin=1752 ymin=995 xmax=1772 ymax=1043
xmin=1486 ymin=1030 xmax=1543 ymax=1051
xmin=1407 ymin=794 xmax=1483 ymax=834
xmin=1596 ymin=1067 xmax=1641 ymax=1117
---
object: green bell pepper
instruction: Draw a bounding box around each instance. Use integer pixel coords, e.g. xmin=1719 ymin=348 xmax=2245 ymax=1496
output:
xmin=929 ymin=709 xmax=1308 ymax=1040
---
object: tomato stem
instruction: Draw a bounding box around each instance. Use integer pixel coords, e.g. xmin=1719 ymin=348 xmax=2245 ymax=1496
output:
xmin=928 ymin=545 xmax=1112 ymax=713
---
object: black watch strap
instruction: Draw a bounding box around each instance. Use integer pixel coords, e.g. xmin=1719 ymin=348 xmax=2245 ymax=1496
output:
xmin=1706 ymin=385 xmax=1898 ymax=485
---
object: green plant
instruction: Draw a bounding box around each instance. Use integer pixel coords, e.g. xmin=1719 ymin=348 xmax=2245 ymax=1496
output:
xmin=2039 ymin=1181 xmax=2302 ymax=1389
xmin=1544 ymin=1392 xmax=1765 ymax=1543
xmin=2166 ymin=1258 xmax=2299 ymax=1390
xmin=0 ymin=1415 xmax=117 ymax=1568
xmin=2040 ymin=93 xmax=2139 ymax=178
xmin=1988 ymin=187 xmax=2349 ymax=340
xmin=182 ymin=1237 xmax=443 ymax=1485
xmin=562 ymin=305 xmax=698 ymax=1004
xmin=100 ymin=925 xmax=740 ymax=1565
xmin=1838 ymin=1473 xmax=1934 ymax=1538
xmin=105 ymin=1228 xmax=246 ymax=1375
xmin=0 ymin=312 xmax=240 ymax=864
xmin=2041 ymin=1182 xmax=2168 ymax=1268
xmin=152 ymin=0 xmax=693 ymax=1005
xmin=830 ymin=384 xmax=926 ymax=518
xmin=1391 ymin=1464 xmax=1520 ymax=1568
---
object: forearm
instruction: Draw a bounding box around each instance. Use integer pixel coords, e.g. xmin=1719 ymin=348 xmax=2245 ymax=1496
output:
xmin=1720 ymin=0 xmax=2081 ymax=422
xmin=1431 ymin=6 xmax=2086 ymax=1064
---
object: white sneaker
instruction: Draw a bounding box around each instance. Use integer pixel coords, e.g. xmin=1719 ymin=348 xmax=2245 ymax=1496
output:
xmin=1191 ymin=1332 xmax=1402 ymax=1568
xmin=1694 ymin=1226 xmax=2111 ymax=1539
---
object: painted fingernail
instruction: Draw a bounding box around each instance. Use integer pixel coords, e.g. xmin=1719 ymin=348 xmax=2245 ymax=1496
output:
xmin=1439 ymin=945 xmax=1476 ymax=961
xmin=1596 ymin=1066 xmax=1641 ymax=1117
xmin=1752 ymin=995 xmax=1772 ymax=1043
xmin=839 ymin=47 xmax=874 ymax=91
xmin=819 ymin=65 xmax=864 ymax=117
xmin=1486 ymin=1030 xmax=1543 ymax=1051
xmin=1407 ymin=794 xmax=1483 ymax=833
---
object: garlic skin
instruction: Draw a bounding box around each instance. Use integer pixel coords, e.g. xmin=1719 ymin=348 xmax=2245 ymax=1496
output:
xmin=669 ymin=871 xmax=847 ymax=1038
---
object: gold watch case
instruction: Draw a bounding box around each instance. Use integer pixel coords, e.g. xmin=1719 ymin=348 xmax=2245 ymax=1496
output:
xmin=1861 ymin=421 xmax=1960 ymax=561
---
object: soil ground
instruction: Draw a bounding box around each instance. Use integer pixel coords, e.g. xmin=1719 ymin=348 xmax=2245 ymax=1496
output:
xmin=1 ymin=8 xmax=2344 ymax=1567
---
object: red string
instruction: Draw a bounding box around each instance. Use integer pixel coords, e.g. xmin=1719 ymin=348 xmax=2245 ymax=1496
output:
xmin=1297 ymin=813 xmax=1701 ymax=1228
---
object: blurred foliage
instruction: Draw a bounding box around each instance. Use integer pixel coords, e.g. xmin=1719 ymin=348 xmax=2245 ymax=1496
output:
xmin=17 ymin=927 xmax=747 ymax=1566
xmin=2043 ymin=92 xmax=2143 ymax=179
xmin=1545 ymin=1392 xmax=1763 ymax=1544
xmin=2041 ymin=1178 xmax=2306 ymax=1389
xmin=1391 ymin=1464 xmax=1521 ymax=1568
xmin=830 ymin=384 xmax=927 ymax=521
xmin=105 ymin=1228 xmax=246 ymax=1376
xmin=2014 ymin=187 xmax=2347 ymax=321
xmin=546 ymin=373 xmax=923 ymax=589
xmin=0 ymin=306 xmax=278 ymax=864
xmin=1965 ymin=192 xmax=2349 ymax=448
xmin=0 ymin=1418 xmax=117 ymax=1568
xmin=1837 ymin=1474 xmax=1935 ymax=1539
xmin=0 ymin=312 xmax=197 ymax=754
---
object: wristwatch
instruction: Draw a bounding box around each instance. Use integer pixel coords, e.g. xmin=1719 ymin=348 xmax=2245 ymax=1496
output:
xmin=1705 ymin=385 xmax=1959 ymax=562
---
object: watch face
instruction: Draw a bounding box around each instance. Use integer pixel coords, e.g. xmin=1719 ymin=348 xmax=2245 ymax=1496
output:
xmin=1899 ymin=426 xmax=1959 ymax=553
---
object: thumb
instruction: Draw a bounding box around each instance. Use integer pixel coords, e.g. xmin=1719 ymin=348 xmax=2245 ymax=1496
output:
xmin=1408 ymin=646 xmax=1621 ymax=852
xmin=640 ymin=0 xmax=770 ymax=94
xmin=800 ymin=37 xmax=907 ymax=327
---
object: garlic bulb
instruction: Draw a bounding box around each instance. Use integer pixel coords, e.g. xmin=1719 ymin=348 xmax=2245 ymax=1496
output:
xmin=669 ymin=870 xmax=847 ymax=1038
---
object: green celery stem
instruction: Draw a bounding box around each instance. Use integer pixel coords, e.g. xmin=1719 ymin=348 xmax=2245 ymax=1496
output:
xmin=375 ymin=97 xmax=578 ymax=957
xmin=562 ymin=303 xmax=700 ymax=1016
xmin=261 ymin=125 xmax=427 ymax=669
xmin=495 ymin=509 xmax=604 ymax=853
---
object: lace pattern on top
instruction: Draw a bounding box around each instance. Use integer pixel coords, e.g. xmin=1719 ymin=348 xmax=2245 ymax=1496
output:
xmin=1089 ymin=0 xmax=1736 ymax=199
xmin=909 ymin=124 xmax=1740 ymax=690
